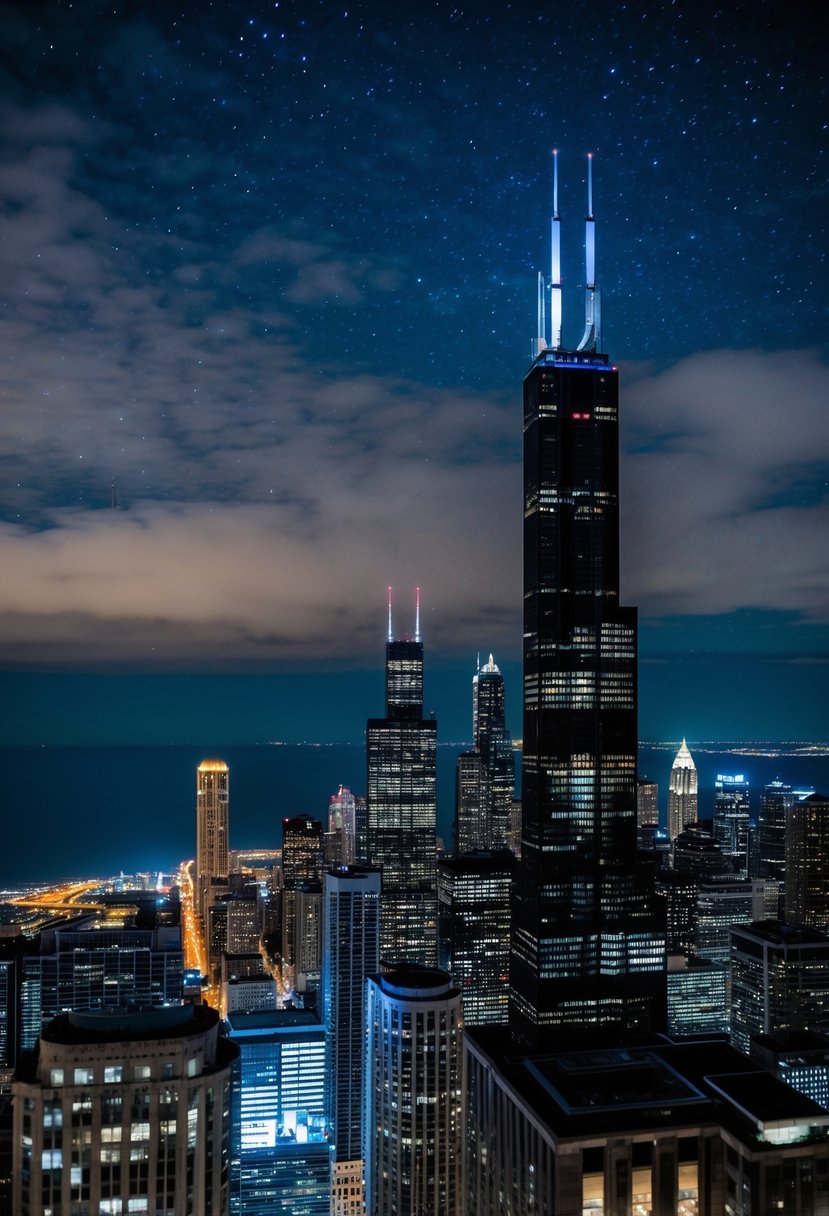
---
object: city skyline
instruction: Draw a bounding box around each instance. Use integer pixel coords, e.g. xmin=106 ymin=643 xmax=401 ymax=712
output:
xmin=0 ymin=0 xmax=827 ymax=748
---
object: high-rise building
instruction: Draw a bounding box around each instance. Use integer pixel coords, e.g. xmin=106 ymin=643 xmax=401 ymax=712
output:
xmin=636 ymin=776 xmax=659 ymax=848
xmin=328 ymin=785 xmax=358 ymax=867
xmin=667 ymin=739 xmax=698 ymax=842
xmin=667 ymin=955 xmax=729 ymax=1036
xmin=454 ymin=655 xmax=515 ymax=853
xmin=13 ymin=1004 xmax=237 ymax=1216
xmin=20 ymin=921 xmax=183 ymax=1052
xmin=437 ymin=851 xmax=513 ymax=1026
xmin=294 ymin=880 xmax=322 ymax=1004
xmin=227 ymin=1008 xmax=329 ymax=1215
xmin=196 ymin=758 xmax=230 ymax=929
xmin=757 ymin=780 xmax=794 ymax=897
xmin=364 ymin=966 xmax=463 ymax=1216
xmin=322 ymin=865 xmax=381 ymax=1216
xmin=731 ymin=921 xmax=829 ymax=1056
xmin=695 ymin=878 xmax=765 ymax=964
xmin=713 ymin=772 xmax=751 ymax=877
xmin=509 ymin=153 xmax=665 ymax=1049
xmin=281 ymin=815 xmax=323 ymax=989
xmin=366 ymin=590 xmax=438 ymax=966
xmin=786 ymin=793 xmax=829 ymax=933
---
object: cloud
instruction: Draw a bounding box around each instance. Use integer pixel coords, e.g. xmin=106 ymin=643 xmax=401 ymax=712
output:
xmin=622 ymin=348 xmax=829 ymax=622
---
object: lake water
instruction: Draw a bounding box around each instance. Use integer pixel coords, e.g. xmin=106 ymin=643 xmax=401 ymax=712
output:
xmin=3 ymin=742 xmax=827 ymax=887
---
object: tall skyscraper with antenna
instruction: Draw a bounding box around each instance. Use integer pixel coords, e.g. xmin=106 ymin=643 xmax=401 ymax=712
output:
xmin=366 ymin=588 xmax=438 ymax=966
xmin=454 ymin=654 xmax=515 ymax=852
xmin=510 ymin=153 xmax=666 ymax=1049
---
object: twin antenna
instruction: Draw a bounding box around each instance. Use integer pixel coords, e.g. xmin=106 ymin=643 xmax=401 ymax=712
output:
xmin=387 ymin=586 xmax=422 ymax=643
xmin=536 ymin=150 xmax=601 ymax=356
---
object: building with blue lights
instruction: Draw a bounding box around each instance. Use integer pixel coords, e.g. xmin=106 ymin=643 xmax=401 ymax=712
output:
xmin=226 ymin=1008 xmax=328 ymax=1216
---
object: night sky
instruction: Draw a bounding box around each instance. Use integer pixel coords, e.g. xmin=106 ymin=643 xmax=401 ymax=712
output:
xmin=0 ymin=0 xmax=826 ymax=746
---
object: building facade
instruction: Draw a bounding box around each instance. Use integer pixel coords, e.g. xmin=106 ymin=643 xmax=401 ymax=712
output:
xmin=731 ymin=921 xmax=829 ymax=1055
xmin=281 ymin=815 xmax=323 ymax=989
xmin=321 ymin=866 xmax=381 ymax=1216
xmin=13 ymin=1004 xmax=236 ymax=1216
xmin=509 ymin=159 xmax=665 ymax=1049
xmin=454 ymin=656 xmax=515 ymax=853
xmin=667 ymin=739 xmax=699 ymax=843
xmin=366 ymin=601 xmax=438 ymax=966
xmin=437 ymin=851 xmax=513 ymax=1026
xmin=227 ymin=1009 xmax=329 ymax=1215
xmin=196 ymin=759 xmax=230 ymax=929
xmin=20 ymin=923 xmax=183 ymax=1052
xmin=713 ymin=773 xmax=751 ymax=878
xmin=786 ymin=793 xmax=829 ymax=933
xmin=464 ymin=1027 xmax=829 ymax=1215
xmin=364 ymin=967 xmax=463 ymax=1216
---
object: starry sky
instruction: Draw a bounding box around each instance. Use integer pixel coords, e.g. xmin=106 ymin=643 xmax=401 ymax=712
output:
xmin=0 ymin=0 xmax=826 ymax=746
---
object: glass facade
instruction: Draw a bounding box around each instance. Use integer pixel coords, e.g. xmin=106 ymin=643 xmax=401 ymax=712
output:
xmin=713 ymin=773 xmax=750 ymax=877
xmin=228 ymin=1010 xmax=328 ymax=1216
xmin=367 ymin=636 xmax=438 ymax=966
xmin=437 ymin=852 xmax=513 ymax=1025
xmin=321 ymin=867 xmax=380 ymax=1215
xmin=510 ymin=349 xmax=665 ymax=1048
xmin=454 ymin=657 xmax=515 ymax=853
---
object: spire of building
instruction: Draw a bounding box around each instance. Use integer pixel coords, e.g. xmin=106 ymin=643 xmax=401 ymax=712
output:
xmin=414 ymin=585 xmax=421 ymax=642
xmin=387 ymin=586 xmax=393 ymax=643
xmin=550 ymin=147 xmax=562 ymax=350
xmin=576 ymin=152 xmax=601 ymax=353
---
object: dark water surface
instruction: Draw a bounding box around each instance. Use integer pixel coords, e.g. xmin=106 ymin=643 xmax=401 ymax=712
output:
xmin=2 ymin=743 xmax=827 ymax=886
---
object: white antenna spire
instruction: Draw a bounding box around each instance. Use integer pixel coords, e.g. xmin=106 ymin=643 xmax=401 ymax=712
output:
xmin=550 ymin=148 xmax=562 ymax=350
xmin=387 ymin=586 xmax=393 ymax=642
xmin=536 ymin=272 xmax=547 ymax=355
xmin=414 ymin=586 xmax=421 ymax=643
xmin=577 ymin=152 xmax=601 ymax=352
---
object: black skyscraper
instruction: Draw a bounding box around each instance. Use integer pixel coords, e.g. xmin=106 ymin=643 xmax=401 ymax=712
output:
xmin=454 ymin=655 xmax=515 ymax=853
xmin=509 ymin=153 xmax=665 ymax=1049
xmin=366 ymin=590 xmax=438 ymax=965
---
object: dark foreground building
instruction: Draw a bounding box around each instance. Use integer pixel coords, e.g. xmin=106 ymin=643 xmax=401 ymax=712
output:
xmin=12 ymin=1004 xmax=237 ymax=1216
xmin=465 ymin=1030 xmax=829 ymax=1214
xmin=509 ymin=153 xmax=665 ymax=1049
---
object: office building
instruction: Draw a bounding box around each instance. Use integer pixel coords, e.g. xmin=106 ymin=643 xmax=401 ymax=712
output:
xmin=437 ymin=851 xmax=513 ymax=1026
xmin=454 ymin=656 xmax=515 ymax=853
xmin=752 ymin=1031 xmax=829 ymax=1111
xmin=322 ymin=866 xmax=381 ymax=1216
xmin=196 ymin=758 xmax=230 ymax=929
xmin=509 ymin=153 xmax=665 ymax=1048
xmin=294 ymin=880 xmax=322 ymax=1004
xmin=667 ymin=954 xmax=729 ymax=1036
xmin=636 ymin=777 xmax=659 ymax=848
xmin=226 ymin=893 xmax=262 ymax=955
xmin=12 ymin=1004 xmax=237 ymax=1216
xmin=714 ymin=773 xmax=751 ymax=877
xmin=0 ymin=931 xmax=27 ymax=1077
xmin=786 ymin=792 xmax=829 ymax=933
xmin=20 ymin=921 xmax=183 ymax=1052
xmin=655 ymin=868 xmax=698 ymax=955
xmin=695 ymin=878 xmax=764 ymax=964
xmin=667 ymin=739 xmax=699 ymax=842
xmin=730 ymin=921 xmax=829 ymax=1055
xmin=281 ymin=815 xmax=323 ymax=988
xmin=328 ymin=785 xmax=358 ymax=867
xmin=227 ymin=1009 xmax=329 ymax=1215
xmin=366 ymin=591 xmax=438 ymax=966
xmin=226 ymin=973 xmax=277 ymax=1014
xmin=758 ymin=781 xmax=794 ymax=895
xmin=364 ymin=966 xmax=462 ymax=1216
xmin=464 ymin=1030 xmax=829 ymax=1214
